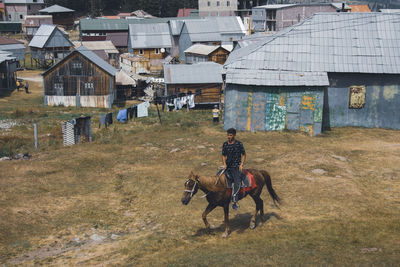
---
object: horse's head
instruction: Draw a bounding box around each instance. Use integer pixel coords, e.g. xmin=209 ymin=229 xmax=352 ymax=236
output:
xmin=181 ymin=171 xmax=200 ymax=205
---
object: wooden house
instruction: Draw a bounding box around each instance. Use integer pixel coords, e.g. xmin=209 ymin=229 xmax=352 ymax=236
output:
xmin=39 ymin=4 xmax=74 ymax=29
xmin=164 ymin=62 xmax=222 ymax=106
xmin=0 ymin=51 xmax=17 ymax=96
xmin=128 ymin=22 xmax=172 ymax=75
xmin=3 ymin=0 xmax=45 ymax=22
xmin=184 ymin=44 xmax=232 ymax=64
xmin=28 ymin=24 xmax=73 ymax=68
xmin=24 ymin=15 xmax=52 ymax=39
xmin=42 ymin=46 xmax=117 ymax=108
xmin=224 ymin=13 xmax=400 ymax=135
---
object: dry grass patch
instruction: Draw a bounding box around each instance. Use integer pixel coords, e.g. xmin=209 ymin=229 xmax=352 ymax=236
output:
xmin=0 ymin=71 xmax=399 ymax=265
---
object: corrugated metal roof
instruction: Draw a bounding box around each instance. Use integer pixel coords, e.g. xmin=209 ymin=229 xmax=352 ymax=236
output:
xmin=76 ymin=46 xmax=117 ymax=75
xmin=73 ymin=41 xmax=118 ymax=54
xmin=184 ymin=19 xmax=222 ymax=42
xmin=28 ymin=24 xmax=55 ymax=48
xmin=42 ymin=46 xmax=117 ymax=76
xmin=80 ymin=17 xmax=201 ymax=32
xmin=0 ymin=51 xmax=16 ymax=64
xmin=225 ymin=13 xmax=400 ymax=86
xmin=184 ymin=44 xmax=219 ymax=55
xmin=29 ymin=24 xmax=72 ymax=49
xmin=226 ymin=69 xmax=329 ymax=86
xmin=169 ymin=20 xmax=184 ymax=36
xmin=39 ymin=4 xmax=74 ymax=13
xmin=164 ymin=62 xmax=222 ymax=84
xmin=380 ymin=9 xmax=400 ymax=13
xmin=128 ymin=23 xmax=172 ymax=49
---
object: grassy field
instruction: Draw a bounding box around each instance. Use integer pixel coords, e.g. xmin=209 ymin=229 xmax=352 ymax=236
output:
xmin=0 ymin=71 xmax=399 ymax=266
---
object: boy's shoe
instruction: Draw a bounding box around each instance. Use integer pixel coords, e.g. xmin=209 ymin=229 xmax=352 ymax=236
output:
xmin=232 ymin=203 xmax=239 ymax=210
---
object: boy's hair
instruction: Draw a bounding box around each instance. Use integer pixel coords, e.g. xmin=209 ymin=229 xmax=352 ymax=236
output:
xmin=227 ymin=128 xmax=236 ymax=135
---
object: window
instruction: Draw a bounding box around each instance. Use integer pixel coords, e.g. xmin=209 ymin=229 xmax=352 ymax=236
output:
xmin=19 ymin=14 xmax=23 ymax=19
xmin=8 ymin=15 xmax=11 ymax=19
xmin=71 ymin=60 xmax=83 ymax=75
xmin=72 ymin=62 xmax=82 ymax=69
xmin=207 ymin=1 xmax=210 ymax=7
xmin=28 ymin=5 xmax=31 ymax=10
xmin=33 ymin=0 xmax=37 ymax=2
xmin=82 ymin=82 xmax=94 ymax=95
xmin=195 ymin=88 xmax=202 ymax=96
xmin=54 ymin=83 xmax=63 ymax=95
xmin=217 ymin=1 xmax=220 ymax=6
xmin=139 ymin=49 xmax=144 ymax=55
xmin=155 ymin=48 xmax=160 ymax=54
xmin=349 ymin=86 xmax=366 ymax=109
xmin=227 ymin=1 xmax=230 ymax=6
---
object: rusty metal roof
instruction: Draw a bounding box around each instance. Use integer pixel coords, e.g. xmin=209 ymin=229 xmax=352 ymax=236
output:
xmin=225 ymin=13 xmax=400 ymax=86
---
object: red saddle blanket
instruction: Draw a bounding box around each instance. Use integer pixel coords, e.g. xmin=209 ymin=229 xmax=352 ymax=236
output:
xmin=227 ymin=171 xmax=257 ymax=195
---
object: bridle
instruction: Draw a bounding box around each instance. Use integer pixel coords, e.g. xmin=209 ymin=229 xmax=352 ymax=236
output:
xmin=183 ymin=179 xmax=198 ymax=198
xmin=184 ymin=178 xmax=198 ymax=198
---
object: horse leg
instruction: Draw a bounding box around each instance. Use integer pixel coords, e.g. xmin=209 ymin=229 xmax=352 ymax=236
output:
xmin=250 ymin=195 xmax=263 ymax=229
xmin=202 ymin=203 xmax=217 ymax=230
xmin=221 ymin=204 xmax=230 ymax=238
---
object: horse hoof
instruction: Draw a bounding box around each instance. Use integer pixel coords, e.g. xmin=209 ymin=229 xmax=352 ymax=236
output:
xmin=221 ymin=232 xmax=229 ymax=238
xmin=249 ymin=224 xmax=256 ymax=229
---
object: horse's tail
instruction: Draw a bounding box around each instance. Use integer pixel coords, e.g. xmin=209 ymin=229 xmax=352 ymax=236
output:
xmin=260 ymin=170 xmax=280 ymax=206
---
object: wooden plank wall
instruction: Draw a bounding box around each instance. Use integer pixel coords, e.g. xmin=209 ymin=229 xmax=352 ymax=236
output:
xmin=167 ymin=83 xmax=221 ymax=104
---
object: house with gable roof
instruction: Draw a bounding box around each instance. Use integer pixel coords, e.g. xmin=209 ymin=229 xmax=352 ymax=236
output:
xmin=42 ymin=46 xmax=117 ymax=108
xmin=224 ymin=12 xmax=400 ymax=135
xmin=28 ymin=24 xmax=73 ymax=68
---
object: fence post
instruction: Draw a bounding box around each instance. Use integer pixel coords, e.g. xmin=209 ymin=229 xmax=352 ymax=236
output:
xmin=34 ymin=123 xmax=38 ymax=149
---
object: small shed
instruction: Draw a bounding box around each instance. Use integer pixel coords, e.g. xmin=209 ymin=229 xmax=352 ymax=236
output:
xmin=42 ymin=46 xmax=117 ymax=109
xmin=116 ymin=69 xmax=137 ymax=102
xmin=73 ymin=41 xmax=119 ymax=67
xmin=0 ymin=51 xmax=17 ymax=96
xmin=28 ymin=24 xmax=73 ymax=68
xmin=39 ymin=4 xmax=75 ymax=29
xmin=0 ymin=36 xmax=25 ymax=64
xmin=184 ymin=44 xmax=231 ymax=64
xmin=62 ymin=116 xmax=91 ymax=146
xmin=24 ymin=15 xmax=53 ymax=39
xmin=164 ymin=62 xmax=223 ymax=106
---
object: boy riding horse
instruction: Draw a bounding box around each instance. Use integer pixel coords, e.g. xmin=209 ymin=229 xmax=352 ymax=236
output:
xmin=222 ymin=128 xmax=246 ymax=210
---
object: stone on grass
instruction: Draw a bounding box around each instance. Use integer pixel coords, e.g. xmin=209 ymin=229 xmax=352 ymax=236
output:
xmin=360 ymin=248 xmax=380 ymax=253
xmin=312 ymin=169 xmax=327 ymax=175
xmin=0 ymin=157 xmax=11 ymax=161
xmin=254 ymin=158 xmax=264 ymax=163
xmin=330 ymin=154 xmax=348 ymax=162
xmin=169 ymin=148 xmax=180 ymax=153
xmin=197 ymin=145 xmax=206 ymax=149
xmin=90 ymin=234 xmax=106 ymax=242
xmin=201 ymin=162 xmax=207 ymax=166
xmin=14 ymin=153 xmax=24 ymax=159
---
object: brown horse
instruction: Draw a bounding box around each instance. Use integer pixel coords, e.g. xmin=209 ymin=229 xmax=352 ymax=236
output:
xmin=181 ymin=169 xmax=280 ymax=237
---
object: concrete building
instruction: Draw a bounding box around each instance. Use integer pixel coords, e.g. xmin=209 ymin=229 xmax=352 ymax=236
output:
xmin=251 ymin=3 xmax=350 ymax=32
xmin=224 ymin=13 xmax=400 ymax=135
xmin=4 ymin=0 xmax=45 ymax=22
xmin=198 ymin=0 xmax=267 ymax=18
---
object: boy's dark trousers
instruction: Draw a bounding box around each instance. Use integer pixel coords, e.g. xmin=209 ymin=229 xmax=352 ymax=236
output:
xmin=225 ymin=167 xmax=245 ymax=202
